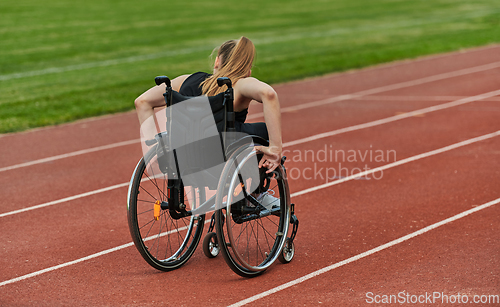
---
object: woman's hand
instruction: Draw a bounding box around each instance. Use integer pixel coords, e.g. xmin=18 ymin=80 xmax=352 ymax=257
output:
xmin=254 ymin=145 xmax=282 ymax=173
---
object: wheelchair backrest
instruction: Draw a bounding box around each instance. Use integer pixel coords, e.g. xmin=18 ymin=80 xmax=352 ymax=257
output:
xmin=165 ymin=93 xmax=225 ymax=188
xmin=169 ymin=91 xmax=227 ymax=133
xmin=153 ymin=76 xmax=258 ymax=192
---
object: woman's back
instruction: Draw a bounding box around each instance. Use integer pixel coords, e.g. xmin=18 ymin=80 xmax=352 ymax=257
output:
xmin=179 ymin=72 xmax=210 ymax=97
xmin=179 ymin=72 xmax=249 ymax=124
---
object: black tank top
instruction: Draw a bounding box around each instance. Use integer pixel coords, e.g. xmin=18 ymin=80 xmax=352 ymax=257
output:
xmin=179 ymin=72 xmax=248 ymax=123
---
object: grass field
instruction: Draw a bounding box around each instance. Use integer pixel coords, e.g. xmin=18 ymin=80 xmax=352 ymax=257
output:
xmin=1 ymin=0 xmax=499 ymax=133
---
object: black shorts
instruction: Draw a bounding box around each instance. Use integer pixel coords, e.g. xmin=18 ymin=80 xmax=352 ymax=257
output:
xmin=235 ymin=122 xmax=269 ymax=141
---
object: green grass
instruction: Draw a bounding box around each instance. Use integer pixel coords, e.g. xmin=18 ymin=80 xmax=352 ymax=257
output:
xmin=1 ymin=0 xmax=499 ymax=133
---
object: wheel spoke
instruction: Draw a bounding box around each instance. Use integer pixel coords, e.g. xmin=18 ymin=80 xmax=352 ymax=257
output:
xmin=216 ymin=146 xmax=290 ymax=276
xmin=145 ymin=166 xmax=168 ymax=201
xmin=256 ymin=217 xmax=273 ymax=255
xmin=127 ymin=149 xmax=204 ymax=271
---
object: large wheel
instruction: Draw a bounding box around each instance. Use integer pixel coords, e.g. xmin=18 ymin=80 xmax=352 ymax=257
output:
xmin=215 ymin=145 xmax=290 ymax=277
xmin=127 ymin=146 xmax=205 ymax=271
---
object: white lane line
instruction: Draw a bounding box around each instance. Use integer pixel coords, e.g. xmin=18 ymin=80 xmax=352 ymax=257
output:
xmin=283 ymin=89 xmax=500 ymax=148
xmin=247 ymin=60 xmax=500 ymax=120
xmin=0 ymin=221 xmax=199 ymax=287
xmin=0 ymin=182 xmax=129 ymax=218
xmin=350 ymin=95 xmax=500 ymax=102
xmin=291 ymin=130 xmax=500 ymax=197
xmin=228 ymin=197 xmax=500 ymax=307
xmin=3 ymin=61 xmax=500 ymax=173
xmin=0 ymin=173 xmax=167 ymax=218
xmin=283 ymin=95 xmax=500 ymax=102
xmin=0 ymin=130 xmax=498 ymax=287
xmin=0 ymin=139 xmax=140 ymax=173
xmin=2 ymin=90 xmax=499 ymax=218
xmin=0 ymin=242 xmax=132 ymax=287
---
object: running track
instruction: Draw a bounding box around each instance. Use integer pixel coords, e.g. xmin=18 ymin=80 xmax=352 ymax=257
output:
xmin=0 ymin=45 xmax=499 ymax=306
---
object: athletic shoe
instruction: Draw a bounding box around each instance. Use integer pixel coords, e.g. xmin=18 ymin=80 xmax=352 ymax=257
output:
xmin=256 ymin=192 xmax=280 ymax=211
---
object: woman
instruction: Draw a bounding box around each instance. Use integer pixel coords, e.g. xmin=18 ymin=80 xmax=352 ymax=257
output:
xmin=135 ymin=36 xmax=282 ymax=172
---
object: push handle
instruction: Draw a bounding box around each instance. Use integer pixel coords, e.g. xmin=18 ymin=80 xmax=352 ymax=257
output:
xmin=155 ymin=76 xmax=171 ymax=87
xmin=217 ymin=77 xmax=232 ymax=88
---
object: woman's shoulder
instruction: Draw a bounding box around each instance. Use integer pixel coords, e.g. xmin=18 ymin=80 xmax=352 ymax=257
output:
xmin=234 ymin=77 xmax=275 ymax=93
xmin=234 ymin=77 xmax=277 ymax=102
xmin=171 ymin=74 xmax=190 ymax=91
xmin=235 ymin=76 xmax=259 ymax=84
xmin=235 ymin=77 xmax=272 ymax=88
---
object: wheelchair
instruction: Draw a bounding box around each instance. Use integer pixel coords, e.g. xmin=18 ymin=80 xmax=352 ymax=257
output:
xmin=127 ymin=76 xmax=299 ymax=277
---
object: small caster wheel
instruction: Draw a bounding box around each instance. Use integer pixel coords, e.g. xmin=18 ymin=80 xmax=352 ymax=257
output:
xmin=203 ymin=232 xmax=219 ymax=258
xmin=278 ymin=237 xmax=294 ymax=264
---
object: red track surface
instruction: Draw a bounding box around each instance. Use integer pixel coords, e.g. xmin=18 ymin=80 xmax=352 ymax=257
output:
xmin=1 ymin=45 xmax=499 ymax=306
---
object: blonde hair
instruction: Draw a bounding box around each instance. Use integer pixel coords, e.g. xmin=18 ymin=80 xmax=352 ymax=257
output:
xmin=201 ymin=36 xmax=255 ymax=96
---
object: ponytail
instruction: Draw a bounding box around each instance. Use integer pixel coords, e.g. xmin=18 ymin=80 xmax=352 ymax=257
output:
xmin=201 ymin=36 xmax=255 ymax=96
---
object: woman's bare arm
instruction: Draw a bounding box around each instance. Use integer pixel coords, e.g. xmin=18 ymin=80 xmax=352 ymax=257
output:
xmin=134 ymin=74 xmax=190 ymax=125
xmin=235 ymin=77 xmax=282 ymax=172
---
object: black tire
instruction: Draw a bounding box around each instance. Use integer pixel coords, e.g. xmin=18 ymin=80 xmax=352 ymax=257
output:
xmin=215 ymin=144 xmax=291 ymax=277
xmin=278 ymin=237 xmax=295 ymax=264
xmin=127 ymin=146 xmax=205 ymax=271
xmin=202 ymin=232 xmax=219 ymax=258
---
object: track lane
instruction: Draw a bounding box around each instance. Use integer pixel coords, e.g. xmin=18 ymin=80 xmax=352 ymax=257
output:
xmin=0 ymin=144 xmax=142 ymax=213
xmin=1 ymin=126 xmax=498 ymax=284
xmin=228 ymin=137 xmax=500 ymax=306
xmin=1 ymin=91 xmax=499 ymax=279
xmin=0 ymin=112 xmax=140 ymax=169
xmin=1 ymin=80 xmax=499 ymax=215
xmin=0 ymin=129 xmax=498 ymax=305
xmin=1 ymin=92 xmax=499 ymax=217
xmin=284 ymin=98 xmax=500 ymax=192
xmin=232 ymin=204 xmax=500 ymax=306
xmin=0 ymin=45 xmax=500 ymax=302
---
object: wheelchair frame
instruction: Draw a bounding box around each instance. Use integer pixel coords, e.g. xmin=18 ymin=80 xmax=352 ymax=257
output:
xmin=127 ymin=76 xmax=298 ymax=277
